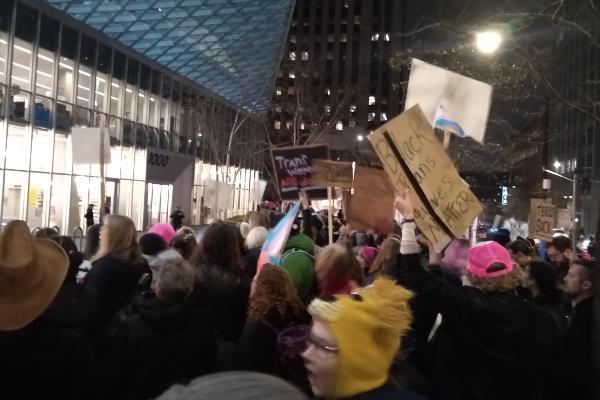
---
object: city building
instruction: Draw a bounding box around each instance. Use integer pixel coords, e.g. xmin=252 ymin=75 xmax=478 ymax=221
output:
xmin=548 ymin=27 xmax=600 ymax=234
xmin=269 ymin=0 xmax=405 ymax=156
xmin=0 ymin=0 xmax=293 ymax=235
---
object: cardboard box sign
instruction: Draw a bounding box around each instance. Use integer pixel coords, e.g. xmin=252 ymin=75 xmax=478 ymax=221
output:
xmin=528 ymin=199 xmax=556 ymax=241
xmin=311 ymin=159 xmax=354 ymax=189
xmin=271 ymin=144 xmax=329 ymax=200
xmin=369 ymin=104 xmax=483 ymax=252
xmin=347 ymin=166 xmax=395 ymax=233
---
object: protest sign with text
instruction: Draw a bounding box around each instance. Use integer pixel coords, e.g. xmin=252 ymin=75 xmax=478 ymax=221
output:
xmin=369 ymin=104 xmax=483 ymax=252
xmin=528 ymin=199 xmax=556 ymax=241
xmin=311 ymin=159 xmax=354 ymax=189
xmin=347 ymin=166 xmax=394 ymax=233
xmin=271 ymin=145 xmax=329 ymax=200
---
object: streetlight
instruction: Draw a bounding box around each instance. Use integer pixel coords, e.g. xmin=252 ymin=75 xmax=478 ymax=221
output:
xmin=357 ymin=134 xmax=364 ymax=142
xmin=475 ymin=31 xmax=502 ymax=54
xmin=553 ymin=160 xmax=561 ymax=170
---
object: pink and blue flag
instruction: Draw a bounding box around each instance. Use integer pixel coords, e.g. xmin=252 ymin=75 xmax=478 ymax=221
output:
xmin=257 ymin=202 xmax=300 ymax=273
xmin=434 ymin=105 xmax=466 ymax=138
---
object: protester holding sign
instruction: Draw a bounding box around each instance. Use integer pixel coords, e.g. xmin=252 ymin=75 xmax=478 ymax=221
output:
xmin=271 ymin=145 xmax=329 ymax=200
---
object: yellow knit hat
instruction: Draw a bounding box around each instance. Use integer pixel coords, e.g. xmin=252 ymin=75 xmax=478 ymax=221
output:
xmin=308 ymin=277 xmax=413 ymax=398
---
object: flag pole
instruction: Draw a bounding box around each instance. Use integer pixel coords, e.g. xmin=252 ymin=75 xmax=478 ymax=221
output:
xmin=327 ymin=186 xmax=333 ymax=245
xmin=442 ymin=129 xmax=451 ymax=150
xmin=100 ymin=127 xmax=106 ymax=224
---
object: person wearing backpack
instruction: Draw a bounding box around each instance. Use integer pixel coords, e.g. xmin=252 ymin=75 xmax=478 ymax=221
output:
xmin=237 ymin=264 xmax=311 ymax=394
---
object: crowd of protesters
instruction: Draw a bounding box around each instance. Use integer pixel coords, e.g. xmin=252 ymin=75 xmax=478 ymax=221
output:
xmin=0 ymin=190 xmax=595 ymax=400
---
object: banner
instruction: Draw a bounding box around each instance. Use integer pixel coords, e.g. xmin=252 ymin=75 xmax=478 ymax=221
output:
xmin=311 ymin=159 xmax=354 ymax=189
xmin=271 ymin=144 xmax=329 ymax=200
xmin=369 ymin=104 xmax=483 ymax=252
xmin=347 ymin=167 xmax=394 ymax=233
xmin=528 ymin=199 xmax=556 ymax=241
xmin=404 ymin=58 xmax=492 ymax=143
xmin=257 ymin=202 xmax=300 ymax=272
xmin=146 ymin=149 xmax=194 ymax=183
xmin=71 ymin=127 xmax=111 ymax=164
xmin=251 ymin=179 xmax=268 ymax=205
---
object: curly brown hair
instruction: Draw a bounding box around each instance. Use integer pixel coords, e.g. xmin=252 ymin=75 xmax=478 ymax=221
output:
xmin=248 ymin=264 xmax=305 ymax=320
xmin=466 ymin=263 xmax=523 ymax=293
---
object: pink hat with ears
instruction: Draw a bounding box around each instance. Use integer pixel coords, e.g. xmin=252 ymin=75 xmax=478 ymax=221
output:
xmin=467 ymin=241 xmax=514 ymax=278
xmin=149 ymin=223 xmax=176 ymax=247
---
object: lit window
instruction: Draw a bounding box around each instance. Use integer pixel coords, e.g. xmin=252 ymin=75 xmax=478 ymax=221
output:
xmin=340 ymin=33 xmax=347 ymax=43
xmin=275 ymin=105 xmax=282 ymax=113
xmin=384 ymin=33 xmax=391 ymax=42
xmin=325 ymin=105 xmax=331 ymax=113
xmin=368 ymin=112 xmax=375 ymax=121
xmin=349 ymin=104 xmax=356 ymax=113
xmin=289 ymin=51 xmax=296 ymax=61
xmin=275 ymin=87 xmax=282 ymax=96
xmin=289 ymin=72 xmax=296 ymax=79
xmin=300 ymin=122 xmax=306 ymax=130
xmin=573 ymin=158 xmax=577 ymax=170
xmin=301 ymin=51 xmax=309 ymax=61
xmin=274 ymin=121 xmax=281 ymax=130
xmin=380 ymin=112 xmax=388 ymax=121
xmin=290 ymin=35 xmax=297 ymax=44
xmin=369 ymin=96 xmax=376 ymax=106
xmin=325 ymin=88 xmax=331 ymax=96
xmin=349 ymin=120 xmax=356 ymax=127
xmin=371 ymin=33 xmax=379 ymax=42
xmin=286 ymin=121 xmax=293 ymax=129
xmin=336 ymin=121 xmax=343 ymax=131
xmin=287 ymin=86 xmax=295 ymax=95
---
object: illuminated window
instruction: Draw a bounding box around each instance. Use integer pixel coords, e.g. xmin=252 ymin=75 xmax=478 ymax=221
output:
xmin=336 ymin=121 xmax=343 ymax=131
xmin=369 ymin=96 xmax=376 ymax=105
xmin=289 ymin=51 xmax=296 ymax=61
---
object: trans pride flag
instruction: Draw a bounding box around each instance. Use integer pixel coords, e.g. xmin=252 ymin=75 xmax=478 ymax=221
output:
xmin=434 ymin=105 xmax=466 ymax=138
xmin=256 ymin=202 xmax=300 ymax=273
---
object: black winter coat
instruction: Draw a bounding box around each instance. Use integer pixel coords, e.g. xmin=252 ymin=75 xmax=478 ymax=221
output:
xmin=191 ymin=264 xmax=250 ymax=343
xmin=0 ymin=315 xmax=98 ymax=400
xmin=345 ymin=384 xmax=428 ymax=400
xmin=564 ymin=297 xmax=593 ymax=399
xmin=85 ymin=255 xmax=150 ymax=324
xmin=395 ymin=253 xmax=560 ymax=400
xmin=44 ymin=282 xmax=103 ymax=339
xmin=106 ymin=295 xmax=216 ymax=400
xmin=243 ymin=247 xmax=261 ymax=281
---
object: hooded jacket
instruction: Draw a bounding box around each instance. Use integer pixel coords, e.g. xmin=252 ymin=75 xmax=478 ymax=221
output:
xmin=280 ymin=233 xmax=315 ymax=302
xmin=106 ymin=295 xmax=216 ymax=400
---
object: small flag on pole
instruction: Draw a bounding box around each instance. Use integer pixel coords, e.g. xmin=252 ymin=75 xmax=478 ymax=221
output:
xmin=434 ymin=105 xmax=466 ymax=138
xmin=256 ymin=202 xmax=300 ymax=273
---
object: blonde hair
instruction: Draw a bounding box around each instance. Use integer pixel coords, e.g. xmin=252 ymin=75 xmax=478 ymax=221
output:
xmin=371 ymin=236 xmax=401 ymax=277
xmin=94 ymin=215 xmax=143 ymax=263
xmin=248 ymin=212 xmax=270 ymax=230
xmin=156 ymin=258 xmax=195 ymax=303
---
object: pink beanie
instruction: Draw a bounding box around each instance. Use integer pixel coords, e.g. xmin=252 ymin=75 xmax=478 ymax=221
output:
xmin=149 ymin=223 xmax=176 ymax=247
xmin=467 ymin=241 xmax=513 ymax=278
xmin=359 ymin=246 xmax=378 ymax=267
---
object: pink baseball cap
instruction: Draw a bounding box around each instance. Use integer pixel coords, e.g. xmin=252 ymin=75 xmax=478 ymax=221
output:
xmin=466 ymin=241 xmax=513 ymax=278
xmin=149 ymin=223 xmax=176 ymax=247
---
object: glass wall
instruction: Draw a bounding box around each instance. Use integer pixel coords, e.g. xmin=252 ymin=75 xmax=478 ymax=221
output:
xmin=0 ymin=1 xmax=261 ymax=233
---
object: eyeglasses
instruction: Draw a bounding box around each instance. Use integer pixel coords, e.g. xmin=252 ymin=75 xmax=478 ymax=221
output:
xmin=306 ymin=335 xmax=339 ymax=359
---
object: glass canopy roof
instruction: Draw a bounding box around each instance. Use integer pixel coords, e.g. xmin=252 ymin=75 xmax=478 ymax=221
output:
xmin=45 ymin=0 xmax=295 ymax=114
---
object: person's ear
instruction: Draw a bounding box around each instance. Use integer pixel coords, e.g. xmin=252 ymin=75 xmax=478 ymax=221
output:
xmin=582 ymin=280 xmax=592 ymax=291
xmin=564 ymin=249 xmax=573 ymax=259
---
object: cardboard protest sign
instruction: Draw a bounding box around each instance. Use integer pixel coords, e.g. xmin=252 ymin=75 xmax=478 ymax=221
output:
xmin=204 ymin=180 xmax=233 ymax=210
xmin=369 ymin=104 xmax=483 ymax=252
xmin=528 ymin=199 xmax=556 ymax=241
xmin=404 ymin=58 xmax=492 ymax=143
xmin=311 ymin=159 xmax=354 ymax=189
xmin=71 ymin=127 xmax=111 ymax=164
xmin=347 ymin=167 xmax=394 ymax=233
xmin=271 ymin=145 xmax=329 ymax=200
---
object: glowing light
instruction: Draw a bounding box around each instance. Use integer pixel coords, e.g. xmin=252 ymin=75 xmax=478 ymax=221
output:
xmin=475 ymin=31 xmax=502 ymax=54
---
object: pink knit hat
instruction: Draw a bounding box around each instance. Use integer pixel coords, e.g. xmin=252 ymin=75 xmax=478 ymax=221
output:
xmin=149 ymin=223 xmax=176 ymax=247
xmin=359 ymin=246 xmax=378 ymax=267
xmin=467 ymin=241 xmax=513 ymax=278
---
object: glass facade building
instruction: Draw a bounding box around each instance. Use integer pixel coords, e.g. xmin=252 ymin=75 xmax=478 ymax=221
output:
xmin=0 ymin=1 xmax=263 ymax=234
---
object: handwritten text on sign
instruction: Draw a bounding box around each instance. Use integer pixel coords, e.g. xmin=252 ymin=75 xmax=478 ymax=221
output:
xmin=529 ymin=199 xmax=556 ymax=241
xmin=271 ymin=144 xmax=329 ymax=200
xmin=369 ymin=105 xmax=483 ymax=252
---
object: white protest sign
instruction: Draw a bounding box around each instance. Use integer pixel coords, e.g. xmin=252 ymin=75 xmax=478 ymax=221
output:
xmin=204 ymin=180 xmax=233 ymax=210
xmin=404 ymin=58 xmax=492 ymax=143
xmin=251 ymin=179 xmax=267 ymax=205
xmin=71 ymin=127 xmax=111 ymax=164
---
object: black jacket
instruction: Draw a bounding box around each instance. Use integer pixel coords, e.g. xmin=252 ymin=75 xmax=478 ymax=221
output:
xmin=191 ymin=264 xmax=250 ymax=343
xmin=85 ymin=255 xmax=151 ymax=324
xmin=395 ymin=253 xmax=560 ymax=400
xmin=345 ymin=384 xmax=428 ymax=400
xmin=106 ymin=295 xmax=216 ymax=400
xmin=243 ymin=247 xmax=261 ymax=281
xmin=564 ymin=297 xmax=593 ymax=399
xmin=44 ymin=282 xmax=103 ymax=339
xmin=0 ymin=315 xmax=98 ymax=400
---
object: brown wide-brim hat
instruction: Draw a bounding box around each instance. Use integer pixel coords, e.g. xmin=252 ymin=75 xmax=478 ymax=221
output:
xmin=0 ymin=220 xmax=68 ymax=331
